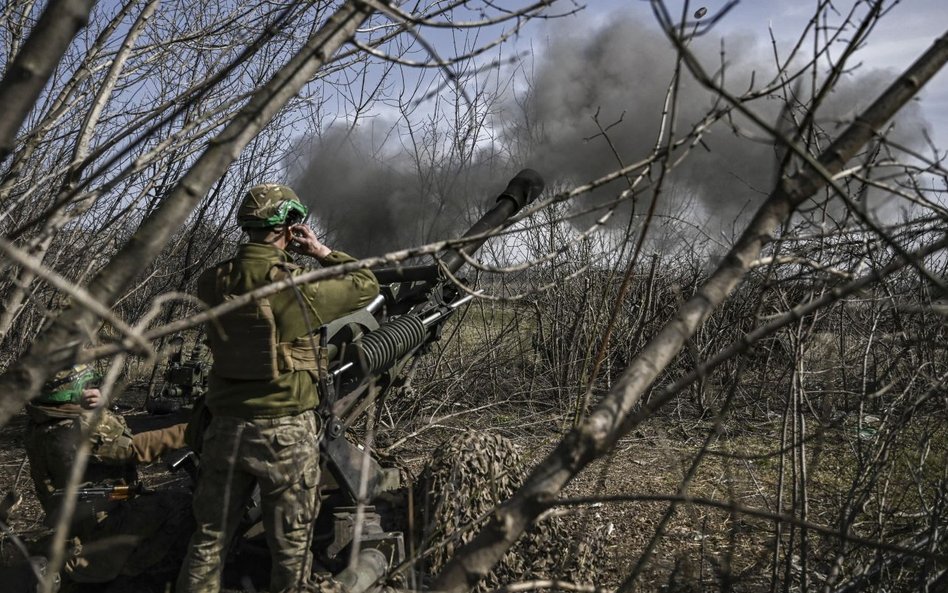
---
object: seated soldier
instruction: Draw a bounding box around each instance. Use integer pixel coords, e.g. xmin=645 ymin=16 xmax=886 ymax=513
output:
xmin=24 ymin=364 xmax=193 ymax=586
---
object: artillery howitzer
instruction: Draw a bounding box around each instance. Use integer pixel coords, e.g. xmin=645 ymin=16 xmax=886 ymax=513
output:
xmin=146 ymin=336 xmax=209 ymax=414
xmin=307 ymin=169 xmax=542 ymax=589
xmin=179 ymin=170 xmax=543 ymax=591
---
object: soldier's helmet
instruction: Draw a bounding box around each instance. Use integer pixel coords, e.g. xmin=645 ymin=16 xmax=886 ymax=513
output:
xmin=37 ymin=364 xmax=101 ymax=405
xmin=236 ymin=183 xmax=308 ymax=229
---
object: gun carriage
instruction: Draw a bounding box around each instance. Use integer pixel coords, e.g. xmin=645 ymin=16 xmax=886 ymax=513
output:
xmin=146 ymin=336 xmax=209 ymax=415
xmin=179 ymin=170 xmax=544 ymax=591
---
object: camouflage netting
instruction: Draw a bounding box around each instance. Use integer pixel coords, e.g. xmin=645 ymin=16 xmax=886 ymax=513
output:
xmin=416 ymin=431 xmax=607 ymax=591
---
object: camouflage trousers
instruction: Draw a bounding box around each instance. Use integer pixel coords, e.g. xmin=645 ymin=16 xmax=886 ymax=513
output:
xmin=177 ymin=411 xmax=321 ymax=593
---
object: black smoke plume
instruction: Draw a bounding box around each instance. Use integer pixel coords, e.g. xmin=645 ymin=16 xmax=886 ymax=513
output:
xmin=513 ymin=13 xmax=930 ymax=230
xmin=290 ymin=128 xmax=512 ymax=257
xmin=290 ymin=11 xmax=931 ymax=255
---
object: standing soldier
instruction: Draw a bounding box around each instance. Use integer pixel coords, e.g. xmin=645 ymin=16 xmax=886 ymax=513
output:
xmin=177 ymin=184 xmax=379 ymax=593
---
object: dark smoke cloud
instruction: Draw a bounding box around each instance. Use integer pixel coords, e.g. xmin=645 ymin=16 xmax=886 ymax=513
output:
xmin=290 ymin=130 xmax=417 ymax=256
xmin=290 ymin=12 xmax=931 ymax=255
xmin=290 ymin=128 xmax=511 ymax=257
xmin=511 ymin=14 xmax=930 ymax=228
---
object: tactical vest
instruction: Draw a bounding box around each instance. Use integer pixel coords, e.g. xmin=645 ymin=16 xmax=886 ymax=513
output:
xmin=208 ymin=262 xmax=329 ymax=381
xmin=27 ymin=405 xmax=137 ymax=466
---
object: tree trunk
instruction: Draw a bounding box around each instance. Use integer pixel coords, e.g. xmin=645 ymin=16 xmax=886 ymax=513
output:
xmin=0 ymin=0 xmax=97 ymax=161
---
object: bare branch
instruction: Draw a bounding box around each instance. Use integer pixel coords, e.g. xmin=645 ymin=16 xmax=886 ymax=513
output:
xmin=0 ymin=0 xmax=96 ymax=162
xmin=432 ymin=27 xmax=948 ymax=593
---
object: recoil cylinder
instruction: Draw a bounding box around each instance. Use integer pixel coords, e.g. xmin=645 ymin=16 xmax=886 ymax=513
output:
xmin=348 ymin=314 xmax=427 ymax=375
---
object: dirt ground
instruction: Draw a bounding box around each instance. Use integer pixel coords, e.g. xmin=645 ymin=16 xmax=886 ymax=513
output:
xmin=0 ymin=393 xmax=908 ymax=593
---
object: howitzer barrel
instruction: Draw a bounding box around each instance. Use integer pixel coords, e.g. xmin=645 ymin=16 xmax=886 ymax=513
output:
xmin=373 ymin=169 xmax=544 ymax=283
xmin=438 ymin=168 xmax=544 ymax=274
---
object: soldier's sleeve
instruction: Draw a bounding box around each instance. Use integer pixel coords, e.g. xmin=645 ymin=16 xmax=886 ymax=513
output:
xmin=131 ymin=423 xmax=187 ymax=464
xmin=300 ymin=250 xmax=379 ymax=323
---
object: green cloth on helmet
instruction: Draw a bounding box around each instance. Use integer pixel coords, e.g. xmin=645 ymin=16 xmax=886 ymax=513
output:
xmin=237 ymin=184 xmax=309 ymax=228
xmin=38 ymin=365 xmax=101 ymax=404
xmin=196 ymin=243 xmax=379 ymax=419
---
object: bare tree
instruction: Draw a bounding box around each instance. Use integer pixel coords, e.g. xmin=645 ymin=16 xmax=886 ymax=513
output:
xmin=2 ymin=1 xmax=947 ymax=592
xmin=430 ymin=2 xmax=948 ymax=591
xmin=0 ymin=1 xmax=563 ymax=423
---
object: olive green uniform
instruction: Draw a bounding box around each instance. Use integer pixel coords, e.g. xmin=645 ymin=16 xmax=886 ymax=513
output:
xmin=177 ymin=244 xmax=378 ymax=593
xmin=24 ymin=403 xmax=190 ymax=583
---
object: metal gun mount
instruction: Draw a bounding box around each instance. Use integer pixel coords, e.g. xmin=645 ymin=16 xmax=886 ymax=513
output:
xmin=309 ymin=169 xmax=544 ymax=590
xmin=146 ymin=338 xmax=209 ymax=414
xmin=326 ymin=506 xmax=404 ymax=565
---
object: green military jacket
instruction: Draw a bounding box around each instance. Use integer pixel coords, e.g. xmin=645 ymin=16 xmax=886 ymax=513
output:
xmin=197 ymin=243 xmax=379 ymax=419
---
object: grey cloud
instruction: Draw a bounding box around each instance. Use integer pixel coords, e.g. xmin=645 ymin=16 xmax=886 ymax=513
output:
xmin=511 ymin=14 xmax=930 ymax=228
